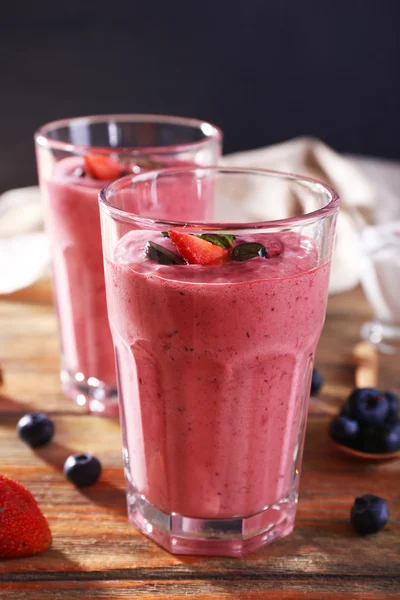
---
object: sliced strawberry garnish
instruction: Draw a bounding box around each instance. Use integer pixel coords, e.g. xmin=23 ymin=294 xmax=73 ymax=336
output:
xmin=168 ymin=231 xmax=229 ymax=265
xmin=84 ymin=154 xmax=123 ymax=181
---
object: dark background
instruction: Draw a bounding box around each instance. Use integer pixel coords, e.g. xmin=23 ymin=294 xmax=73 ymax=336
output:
xmin=1 ymin=0 xmax=399 ymax=193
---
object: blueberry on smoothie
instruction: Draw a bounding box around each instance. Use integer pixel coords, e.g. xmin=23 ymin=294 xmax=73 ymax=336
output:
xmin=232 ymin=243 xmax=267 ymax=261
xmin=145 ymin=241 xmax=185 ymax=265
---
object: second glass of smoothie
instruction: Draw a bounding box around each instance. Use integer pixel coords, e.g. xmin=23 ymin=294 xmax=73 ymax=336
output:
xmin=34 ymin=115 xmax=222 ymax=415
xmin=99 ymin=167 xmax=339 ymax=556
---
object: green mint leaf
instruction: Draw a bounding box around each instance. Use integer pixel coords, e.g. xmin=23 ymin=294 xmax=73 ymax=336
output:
xmin=198 ymin=234 xmax=236 ymax=249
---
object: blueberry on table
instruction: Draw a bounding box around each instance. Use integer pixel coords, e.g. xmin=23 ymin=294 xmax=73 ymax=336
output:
xmin=347 ymin=388 xmax=389 ymax=427
xmin=329 ymin=416 xmax=359 ymax=445
xmin=17 ymin=412 xmax=54 ymax=448
xmin=310 ymin=368 xmax=323 ymax=395
xmin=350 ymin=494 xmax=389 ymax=535
xmin=64 ymin=453 xmax=102 ymax=487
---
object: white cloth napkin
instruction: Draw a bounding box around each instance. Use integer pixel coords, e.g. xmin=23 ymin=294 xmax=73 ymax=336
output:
xmin=0 ymin=186 xmax=50 ymax=294
xmin=1 ymin=137 xmax=399 ymax=295
xmin=222 ymin=137 xmax=400 ymax=294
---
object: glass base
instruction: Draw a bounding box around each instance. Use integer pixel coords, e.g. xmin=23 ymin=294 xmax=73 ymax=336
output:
xmin=61 ymin=369 xmax=119 ymax=417
xmin=361 ymin=321 xmax=400 ymax=354
xmin=126 ymin=481 xmax=297 ymax=557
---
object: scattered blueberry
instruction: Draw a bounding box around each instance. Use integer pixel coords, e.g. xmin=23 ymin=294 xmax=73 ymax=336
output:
xmin=232 ymin=243 xmax=267 ymax=261
xmin=310 ymin=369 xmax=323 ymax=395
xmin=145 ymin=241 xmax=185 ymax=265
xmin=350 ymin=494 xmax=389 ymax=535
xmin=380 ymin=420 xmax=400 ymax=453
xmin=17 ymin=412 xmax=54 ymax=448
xmin=347 ymin=388 xmax=389 ymax=427
xmin=64 ymin=453 xmax=102 ymax=487
xmin=383 ymin=390 xmax=399 ymax=422
xmin=329 ymin=416 xmax=359 ymax=445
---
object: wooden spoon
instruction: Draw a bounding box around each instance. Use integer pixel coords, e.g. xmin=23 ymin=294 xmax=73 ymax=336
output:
xmin=352 ymin=341 xmax=379 ymax=389
xmin=333 ymin=341 xmax=400 ymax=461
xmin=332 ymin=442 xmax=400 ymax=461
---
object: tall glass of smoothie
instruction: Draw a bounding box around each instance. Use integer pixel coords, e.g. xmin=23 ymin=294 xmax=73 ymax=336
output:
xmin=34 ymin=115 xmax=222 ymax=416
xmin=99 ymin=167 xmax=339 ymax=556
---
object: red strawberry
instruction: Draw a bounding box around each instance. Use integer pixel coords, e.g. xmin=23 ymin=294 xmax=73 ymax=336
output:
xmin=0 ymin=475 xmax=52 ymax=558
xmin=169 ymin=230 xmax=229 ymax=265
xmin=84 ymin=154 xmax=123 ymax=181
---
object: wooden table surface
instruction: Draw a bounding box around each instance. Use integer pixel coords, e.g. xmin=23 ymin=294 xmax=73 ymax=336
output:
xmin=0 ymin=281 xmax=399 ymax=599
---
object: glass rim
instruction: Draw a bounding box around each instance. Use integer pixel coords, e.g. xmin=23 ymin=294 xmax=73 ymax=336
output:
xmin=34 ymin=113 xmax=223 ymax=155
xmin=99 ymin=166 xmax=340 ymax=231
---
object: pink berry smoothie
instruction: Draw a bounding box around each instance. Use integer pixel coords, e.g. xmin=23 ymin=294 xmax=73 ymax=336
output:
xmin=43 ymin=157 xmax=116 ymax=393
xmin=105 ymin=230 xmax=330 ymax=519
xmin=41 ymin=158 xmax=209 ymax=414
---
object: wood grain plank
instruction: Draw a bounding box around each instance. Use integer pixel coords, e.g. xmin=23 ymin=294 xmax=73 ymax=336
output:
xmin=0 ymin=293 xmax=85 ymax=414
xmin=2 ymin=579 xmax=400 ymax=600
xmin=0 ymin=415 xmax=398 ymax=580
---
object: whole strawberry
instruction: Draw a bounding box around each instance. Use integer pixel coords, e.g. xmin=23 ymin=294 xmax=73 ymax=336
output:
xmin=0 ymin=475 xmax=51 ymax=558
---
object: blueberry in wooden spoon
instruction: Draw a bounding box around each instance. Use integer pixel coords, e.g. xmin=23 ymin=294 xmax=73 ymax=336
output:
xmin=379 ymin=420 xmax=400 ymax=453
xmin=383 ymin=390 xmax=399 ymax=422
xmin=329 ymin=416 xmax=359 ymax=446
xmin=347 ymin=388 xmax=389 ymax=427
